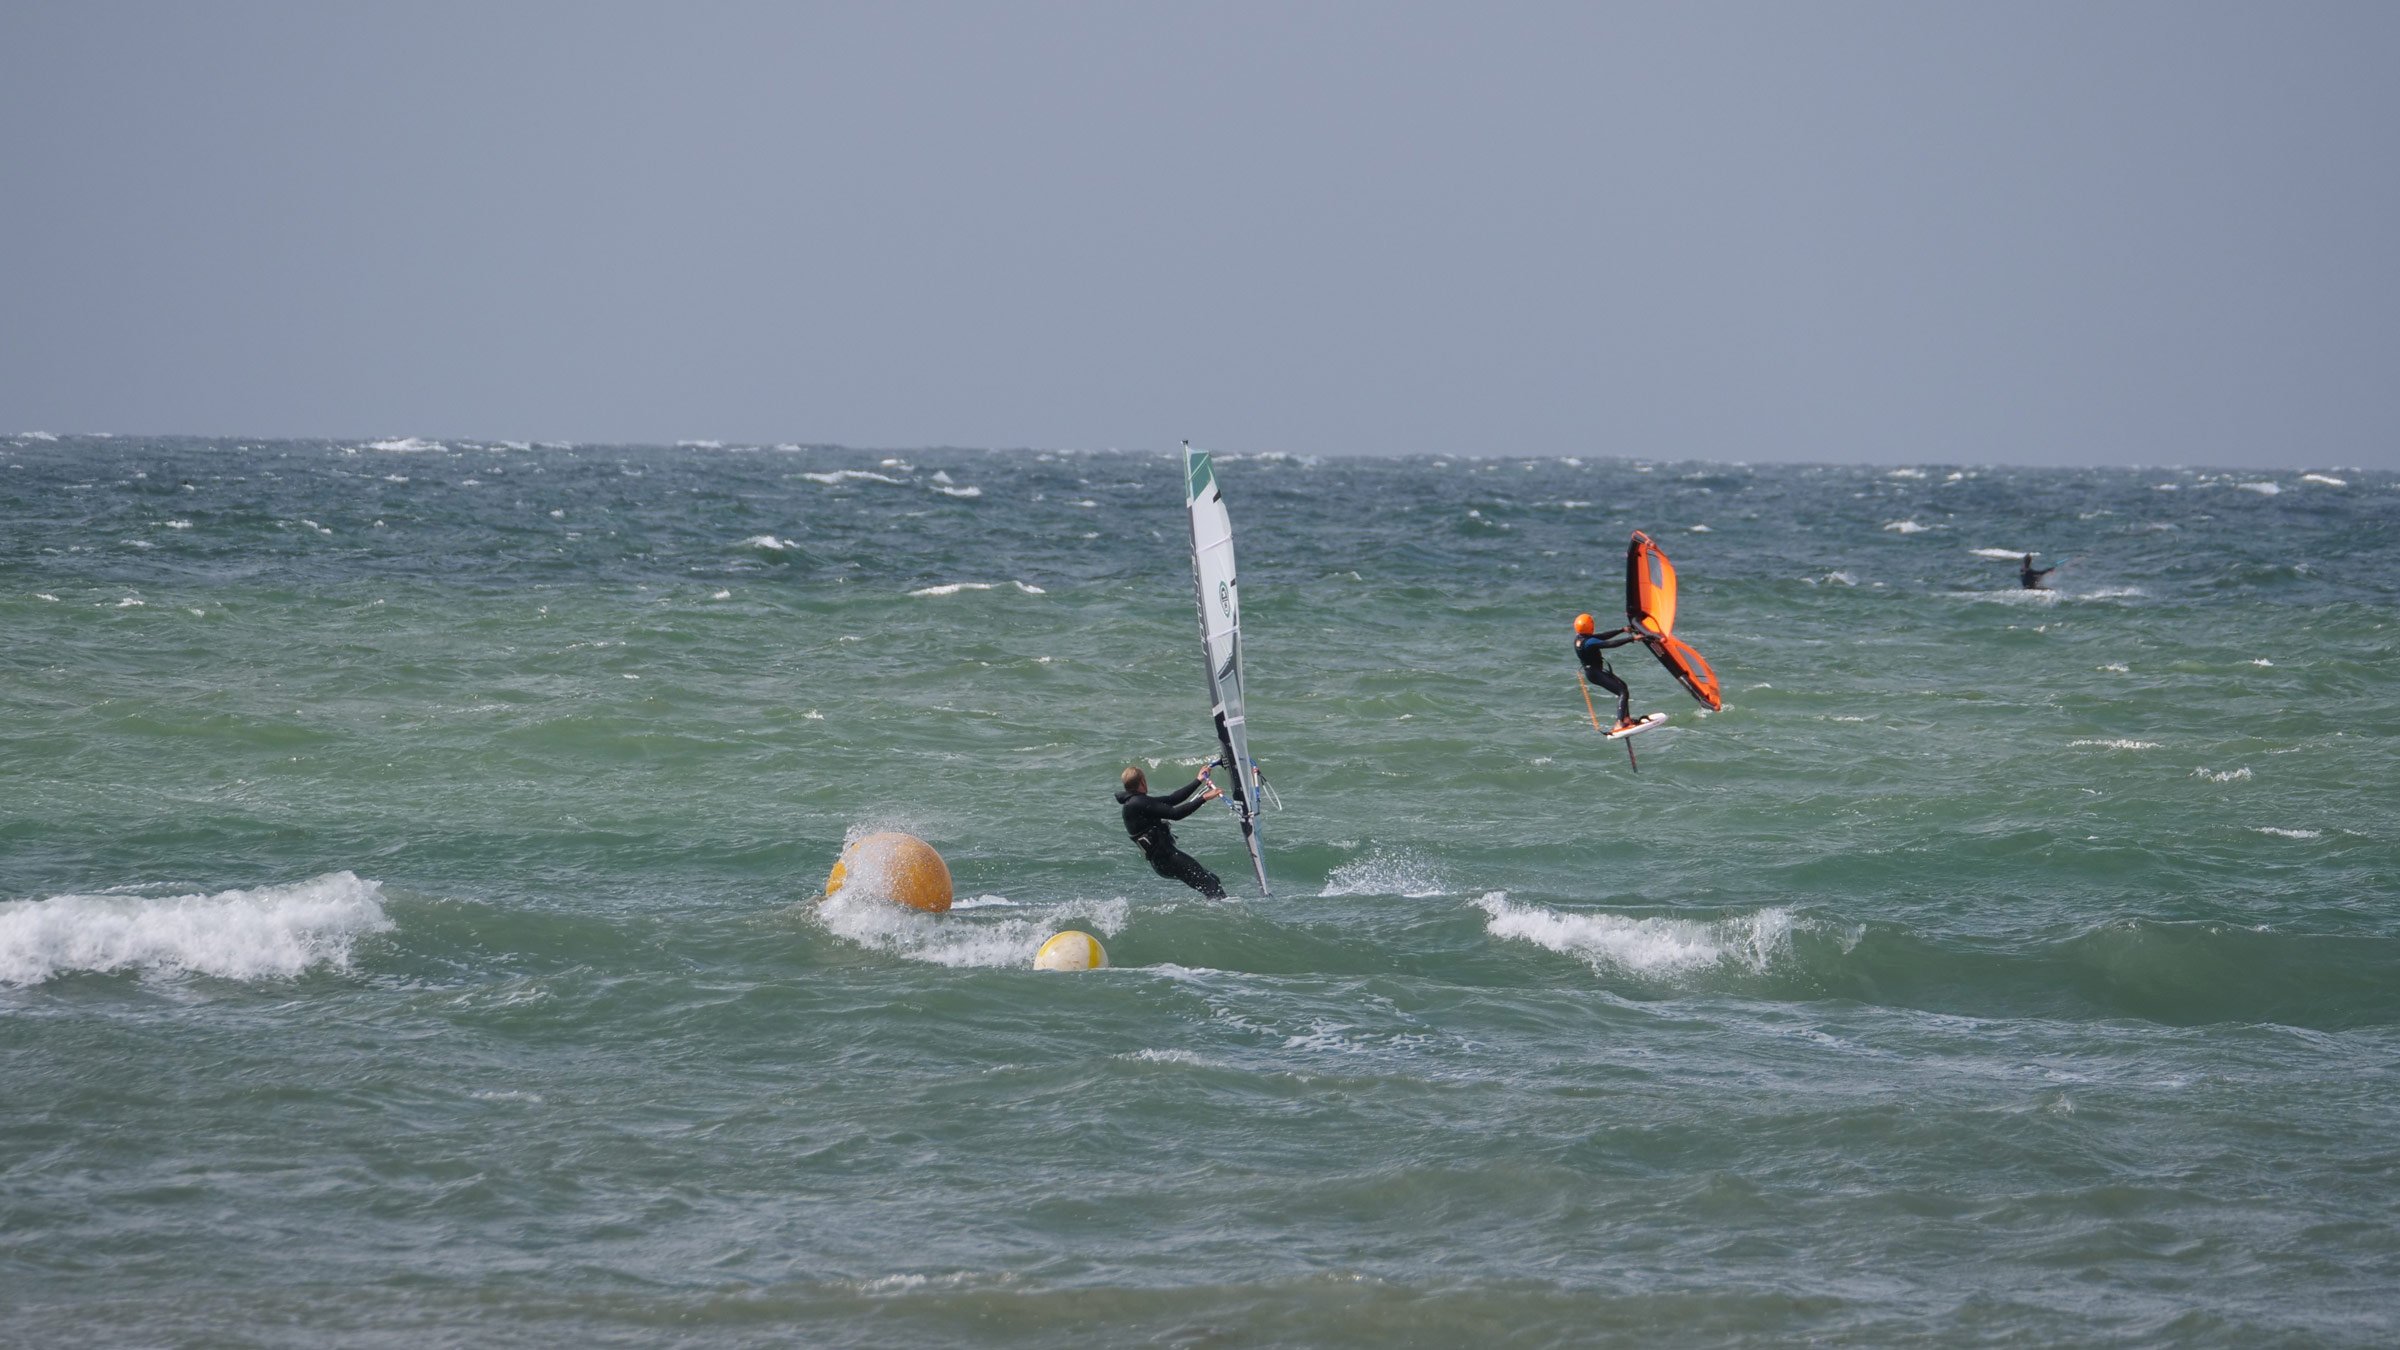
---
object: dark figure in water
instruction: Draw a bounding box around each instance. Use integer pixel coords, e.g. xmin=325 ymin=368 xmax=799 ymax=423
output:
xmin=1573 ymin=612 xmax=1644 ymax=731
xmin=2020 ymin=554 xmax=2057 ymax=590
xmin=1116 ymin=766 xmax=1227 ymax=898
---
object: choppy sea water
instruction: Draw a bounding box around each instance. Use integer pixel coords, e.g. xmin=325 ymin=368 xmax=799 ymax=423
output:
xmin=3 ymin=436 xmax=2396 ymax=1347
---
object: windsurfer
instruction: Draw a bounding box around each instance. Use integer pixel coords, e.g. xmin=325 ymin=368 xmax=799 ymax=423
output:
xmin=1573 ymin=613 xmax=1644 ymax=730
xmin=1116 ymin=766 xmax=1228 ymax=898
xmin=2020 ymin=554 xmax=2057 ymax=590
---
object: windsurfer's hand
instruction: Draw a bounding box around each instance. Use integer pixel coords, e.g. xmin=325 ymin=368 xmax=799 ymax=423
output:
xmin=1200 ymin=784 xmax=1222 ymax=801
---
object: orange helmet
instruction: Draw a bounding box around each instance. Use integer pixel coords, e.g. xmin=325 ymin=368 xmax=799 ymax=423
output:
xmin=1573 ymin=613 xmax=1596 ymax=636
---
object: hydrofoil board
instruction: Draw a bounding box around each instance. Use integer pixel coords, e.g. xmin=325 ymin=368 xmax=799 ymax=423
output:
xmin=1605 ymin=712 xmax=1668 ymax=740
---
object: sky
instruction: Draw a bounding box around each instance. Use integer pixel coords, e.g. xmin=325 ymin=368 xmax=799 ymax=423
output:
xmin=4 ymin=2 xmax=2396 ymax=468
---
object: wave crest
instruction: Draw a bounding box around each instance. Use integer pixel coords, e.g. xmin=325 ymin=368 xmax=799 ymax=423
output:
xmin=0 ymin=872 xmax=392 ymax=985
xmin=1474 ymin=893 xmax=1795 ymax=977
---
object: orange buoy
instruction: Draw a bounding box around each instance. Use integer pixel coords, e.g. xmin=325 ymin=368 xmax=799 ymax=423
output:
xmin=823 ymin=832 xmax=953 ymax=913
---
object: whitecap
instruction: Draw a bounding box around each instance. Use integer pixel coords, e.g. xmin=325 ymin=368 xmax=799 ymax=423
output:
xmin=1322 ymin=851 xmax=1448 ymax=899
xmin=741 ymin=535 xmax=795 ymax=551
xmin=2191 ymin=767 xmax=2252 ymax=783
xmin=17 ymin=430 xmax=59 ymax=442
xmin=1687 ymin=523 xmax=1711 ymax=532
xmin=162 ymin=519 xmax=193 ymax=530
xmin=0 ymin=872 xmax=392 ymax=985
xmin=815 ymin=889 xmax=1128 ymax=969
xmin=1969 ymin=547 xmax=2030 ymax=560
xmin=933 ymin=484 xmax=983 ymax=498
xmin=2098 ymin=663 xmax=2130 ymax=673
xmin=2070 ymin=738 xmax=2159 ymax=750
xmin=2254 ymin=827 xmax=2321 ymax=839
xmin=2300 ymin=473 xmax=2346 ymax=487
xmin=1883 ymin=520 xmax=1932 ymax=534
xmin=1474 ymin=892 xmax=1793 ymax=977
xmin=2237 ymin=481 xmax=2281 ymax=495
xmin=676 ymin=439 xmax=725 ymax=449
xmin=1886 ymin=467 xmax=1928 ymax=479
xmin=364 ymin=437 xmax=444 ymax=453
xmin=1012 ymin=581 xmax=1045 ymax=594
xmin=909 ymin=582 xmax=998 ymax=597
xmin=1126 ymin=1048 xmax=1212 ymax=1066
xmin=115 ymin=597 xmax=144 ymax=608
xmin=802 ymin=469 xmax=905 ymax=486
xmin=2250 ymin=658 xmax=2273 ymax=667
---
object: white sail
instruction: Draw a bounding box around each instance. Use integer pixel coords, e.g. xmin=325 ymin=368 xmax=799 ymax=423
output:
xmin=1184 ymin=443 xmax=1270 ymax=896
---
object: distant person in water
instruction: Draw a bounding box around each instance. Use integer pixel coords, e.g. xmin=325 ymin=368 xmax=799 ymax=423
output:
xmin=1573 ymin=613 xmax=1644 ymax=731
xmin=1116 ymin=765 xmax=1227 ymax=898
xmin=2020 ymin=554 xmax=2057 ymax=590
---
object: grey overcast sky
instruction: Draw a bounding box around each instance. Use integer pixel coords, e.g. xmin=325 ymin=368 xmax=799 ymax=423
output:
xmin=4 ymin=3 xmax=2396 ymax=467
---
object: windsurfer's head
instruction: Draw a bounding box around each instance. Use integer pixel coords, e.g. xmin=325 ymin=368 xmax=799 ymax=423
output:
xmin=1120 ymin=765 xmax=1147 ymax=794
xmin=1573 ymin=613 xmax=1596 ymax=636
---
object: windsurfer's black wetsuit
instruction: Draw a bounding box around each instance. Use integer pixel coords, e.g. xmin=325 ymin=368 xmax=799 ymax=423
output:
xmin=1117 ymin=780 xmax=1227 ymax=899
xmin=1576 ymin=630 xmax=1641 ymax=722
xmin=2020 ymin=557 xmax=2057 ymax=590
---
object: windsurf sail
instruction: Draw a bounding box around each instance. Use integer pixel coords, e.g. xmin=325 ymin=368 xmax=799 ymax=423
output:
xmin=1626 ymin=531 xmax=1724 ymax=711
xmin=1185 ymin=443 xmax=1270 ymax=896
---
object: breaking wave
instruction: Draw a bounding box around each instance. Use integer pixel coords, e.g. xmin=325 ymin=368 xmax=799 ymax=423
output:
xmin=0 ymin=872 xmax=393 ymax=985
xmin=1474 ymin=893 xmax=1796 ymax=978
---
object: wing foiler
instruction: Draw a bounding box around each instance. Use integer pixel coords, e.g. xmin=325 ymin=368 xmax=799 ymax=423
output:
xmin=1626 ymin=531 xmax=1724 ymax=711
xmin=1185 ymin=443 xmax=1271 ymax=896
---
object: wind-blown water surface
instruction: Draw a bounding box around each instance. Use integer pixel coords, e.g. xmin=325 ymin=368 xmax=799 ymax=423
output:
xmin=4 ymin=436 xmax=2395 ymax=1346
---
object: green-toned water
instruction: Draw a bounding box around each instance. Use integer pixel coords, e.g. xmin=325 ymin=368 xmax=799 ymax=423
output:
xmin=4 ymin=437 xmax=2397 ymax=1346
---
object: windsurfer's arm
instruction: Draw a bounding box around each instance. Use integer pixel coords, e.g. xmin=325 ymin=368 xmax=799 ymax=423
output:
xmin=1160 ymin=778 xmax=1204 ymax=806
xmin=1593 ymin=631 xmax=1643 ymax=650
xmin=1164 ymin=786 xmax=1219 ymax=820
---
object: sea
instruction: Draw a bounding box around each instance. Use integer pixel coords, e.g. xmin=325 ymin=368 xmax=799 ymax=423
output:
xmin=3 ymin=435 xmax=2395 ymax=1347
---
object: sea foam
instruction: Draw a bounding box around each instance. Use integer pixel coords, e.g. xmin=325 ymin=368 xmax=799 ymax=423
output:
xmin=1473 ymin=892 xmax=1794 ymax=977
xmin=815 ymin=890 xmax=1129 ymax=969
xmin=0 ymin=872 xmax=392 ymax=985
xmin=1321 ymin=852 xmax=1448 ymax=899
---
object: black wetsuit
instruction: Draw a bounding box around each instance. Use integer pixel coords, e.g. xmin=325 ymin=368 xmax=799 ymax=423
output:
xmin=2020 ymin=558 xmax=2057 ymax=590
xmin=1575 ymin=630 xmax=1641 ymax=722
xmin=1117 ymin=781 xmax=1227 ymax=898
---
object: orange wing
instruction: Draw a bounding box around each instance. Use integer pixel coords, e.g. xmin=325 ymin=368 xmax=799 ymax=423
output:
xmin=1626 ymin=531 xmax=1679 ymax=637
xmin=1649 ymin=634 xmax=1722 ymax=710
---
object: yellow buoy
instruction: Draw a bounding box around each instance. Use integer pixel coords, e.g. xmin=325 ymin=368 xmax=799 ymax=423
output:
xmin=823 ymin=832 xmax=953 ymax=913
xmin=1033 ymin=930 xmax=1107 ymax=972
